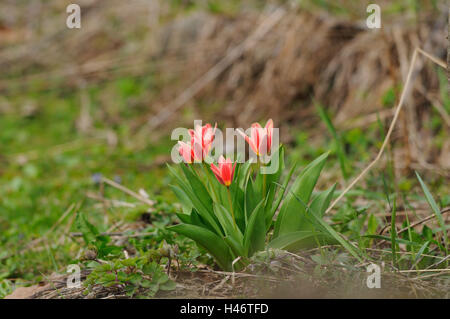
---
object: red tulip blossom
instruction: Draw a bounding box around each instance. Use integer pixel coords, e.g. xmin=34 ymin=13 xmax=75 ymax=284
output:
xmin=238 ymin=119 xmax=273 ymax=156
xmin=179 ymin=123 xmax=217 ymax=163
xmin=178 ymin=141 xmax=195 ymax=163
xmin=210 ymin=156 xmax=236 ymax=187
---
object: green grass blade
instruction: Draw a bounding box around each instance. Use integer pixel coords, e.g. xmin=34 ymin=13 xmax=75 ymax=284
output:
xmin=308 ymin=210 xmax=363 ymax=262
xmin=280 ymin=183 xmax=363 ymax=262
xmin=415 ymin=172 xmax=448 ymax=252
xmin=411 ymin=241 xmax=430 ymax=268
xmin=390 ymin=198 xmax=397 ymax=268
xmin=316 ymin=104 xmax=348 ymax=179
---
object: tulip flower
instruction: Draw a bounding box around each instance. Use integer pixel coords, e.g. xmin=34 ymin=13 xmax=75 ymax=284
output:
xmin=189 ymin=123 xmax=217 ymax=161
xmin=178 ymin=141 xmax=195 ymax=163
xmin=211 ymin=156 xmax=238 ymax=229
xmin=178 ymin=123 xmax=217 ymax=163
xmin=238 ymin=119 xmax=273 ymax=156
xmin=210 ymin=156 xmax=236 ymax=187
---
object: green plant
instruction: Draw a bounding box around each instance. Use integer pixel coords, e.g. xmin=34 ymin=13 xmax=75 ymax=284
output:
xmin=75 ymin=212 xmax=123 ymax=259
xmin=167 ymin=121 xmax=353 ymax=271
xmin=316 ymin=103 xmax=349 ymax=180
xmin=0 ymin=280 xmax=13 ymax=299
xmin=84 ymin=254 xmax=176 ymax=298
xmin=415 ymin=172 xmax=448 ymax=257
xmin=75 ymin=210 xmax=178 ymax=297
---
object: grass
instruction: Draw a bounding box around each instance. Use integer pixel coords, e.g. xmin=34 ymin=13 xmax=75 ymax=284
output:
xmin=0 ymin=87 xmax=174 ymax=284
xmin=416 ymin=172 xmax=448 ymax=257
xmin=391 ymin=198 xmax=398 ymax=268
xmin=0 ymin=0 xmax=449 ymax=299
xmin=2 ymin=81 xmax=448 ymax=297
xmin=316 ymin=103 xmax=349 ymax=180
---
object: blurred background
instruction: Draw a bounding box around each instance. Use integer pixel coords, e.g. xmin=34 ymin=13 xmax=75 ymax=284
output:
xmin=0 ymin=0 xmax=448 ymax=289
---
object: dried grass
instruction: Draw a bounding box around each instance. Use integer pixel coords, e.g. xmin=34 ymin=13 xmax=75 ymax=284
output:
xmin=146 ymin=7 xmax=447 ymax=171
xmin=26 ymin=248 xmax=448 ymax=299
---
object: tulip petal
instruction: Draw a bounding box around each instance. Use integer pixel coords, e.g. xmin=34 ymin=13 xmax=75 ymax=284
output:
xmin=251 ymin=126 xmax=260 ymax=153
xmin=231 ymin=162 xmax=237 ymax=181
xmin=265 ymin=119 xmax=273 ymax=153
xmin=210 ymin=157 xmax=236 ymax=187
xmin=178 ymin=141 xmax=193 ymax=163
xmin=211 ymin=163 xmax=225 ymax=185
xmin=192 ymin=141 xmax=204 ymax=161
xmin=258 ymin=134 xmax=269 ymax=156
xmin=221 ymin=162 xmax=231 ymax=185
xmin=237 ymin=129 xmax=251 ymax=144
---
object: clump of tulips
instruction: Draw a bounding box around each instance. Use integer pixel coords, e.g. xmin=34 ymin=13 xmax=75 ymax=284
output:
xmin=167 ymin=120 xmax=337 ymax=271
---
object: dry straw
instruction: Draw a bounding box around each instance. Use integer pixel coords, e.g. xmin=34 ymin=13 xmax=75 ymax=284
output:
xmin=325 ymin=48 xmax=447 ymax=216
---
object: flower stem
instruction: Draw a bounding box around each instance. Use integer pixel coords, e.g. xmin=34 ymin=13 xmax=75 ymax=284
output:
xmin=258 ymin=156 xmax=267 ymax=197
xmin=263 ymin=169 xmax=267 ymax=197
xmin=226 ymin=187 xmax=237 ymax=230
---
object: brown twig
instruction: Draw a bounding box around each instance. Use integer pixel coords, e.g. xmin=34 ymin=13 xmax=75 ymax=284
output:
xmin=397 ymin=208 xmax=450 ymax=235
xmin=101 ymin=176 xmax=155 ymax=207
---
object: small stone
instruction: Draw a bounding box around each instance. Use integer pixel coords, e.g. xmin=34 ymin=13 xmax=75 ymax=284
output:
xmin=84 ymin=249 xmax=97 ymax=260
